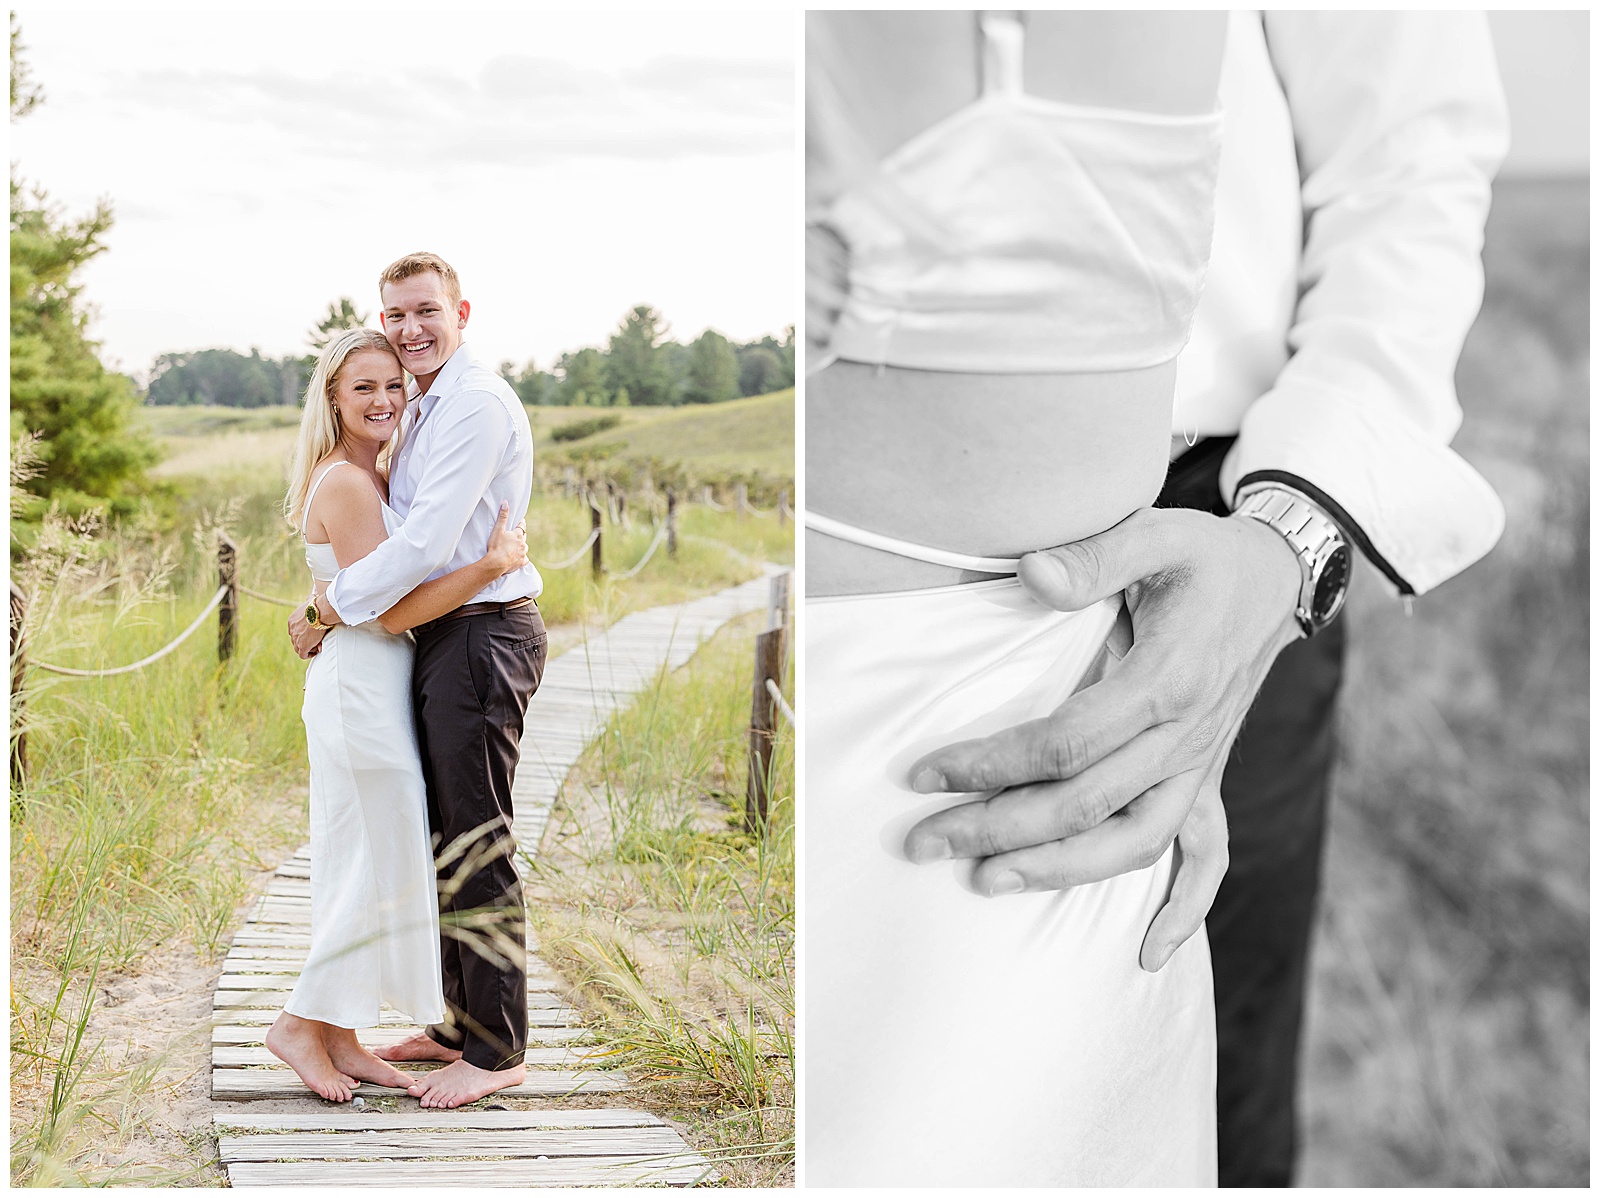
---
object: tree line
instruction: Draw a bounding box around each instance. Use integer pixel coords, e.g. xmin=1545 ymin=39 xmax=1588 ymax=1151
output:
xmin=146 ymin=302 xmax=795 ymax=410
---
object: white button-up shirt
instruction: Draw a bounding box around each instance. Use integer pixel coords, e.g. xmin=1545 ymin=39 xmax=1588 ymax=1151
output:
xmin=1176 ymin=10 xmax=1510 ymax=596
xmin=327 ymin=342 xmax=543 ymax=625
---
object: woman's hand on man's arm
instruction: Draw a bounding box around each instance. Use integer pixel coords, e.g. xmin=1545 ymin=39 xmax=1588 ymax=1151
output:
xmin=901 ymin=505 xmax=1303 ymax=970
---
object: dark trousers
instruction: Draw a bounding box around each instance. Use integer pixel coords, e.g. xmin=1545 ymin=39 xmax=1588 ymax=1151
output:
xmin=410 ymin=602 xmax=547 ymax=1071
xmin=1158 ymin=441 xmax=1345 ymax=1187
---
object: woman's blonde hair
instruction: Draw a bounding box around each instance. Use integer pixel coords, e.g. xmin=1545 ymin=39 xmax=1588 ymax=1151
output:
xmin=283 ymin=328 xmax=405 ymax=530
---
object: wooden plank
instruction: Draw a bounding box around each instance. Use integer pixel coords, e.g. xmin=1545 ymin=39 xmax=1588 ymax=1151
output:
xmin=214 ymin=1108 xmax=660 ymax=1132
xmin=212 ymin=1024 xmax=593 ymax=1047
xmin=214 ymin=1007 xmax=582 ymax=1027
xmin=216 ymin=973 xmax=564 ymax=994
xmin=211 ymin=1068 xmax=626 ymax=1100
xmin=225 ymin=1156 xmax=712 ymax=1187
xmin=218 ymin=1127 xmax=691 ymax=1162
xmin=213 ymin=1044 xmax=604 ymax=1068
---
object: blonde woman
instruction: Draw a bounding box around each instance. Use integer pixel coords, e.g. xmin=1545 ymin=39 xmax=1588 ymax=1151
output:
xmin=267 ymin=328 xmax=528 ymax=1102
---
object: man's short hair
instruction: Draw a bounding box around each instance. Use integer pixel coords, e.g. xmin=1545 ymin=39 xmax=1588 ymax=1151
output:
xmin=378 ymin=252 xmax=462 ymax=307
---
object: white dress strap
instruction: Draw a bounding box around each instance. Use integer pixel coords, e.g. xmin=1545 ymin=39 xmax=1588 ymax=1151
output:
xmin=805 ymin=510 xmax=1021 ymax=575
xmin=301 ymin=460 xmax=353 ymax=536
xmin=979 ymin=11 xmax=1025 ymax=98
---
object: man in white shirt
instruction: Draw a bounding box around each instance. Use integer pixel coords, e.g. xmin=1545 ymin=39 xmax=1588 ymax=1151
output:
xmin=906 ymin=13 xmax=1507 ymax=1182
xmin=290 ymin=253 xmax=546 ymax=1109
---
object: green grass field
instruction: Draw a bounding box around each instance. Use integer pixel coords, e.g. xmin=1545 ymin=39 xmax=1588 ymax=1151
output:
xmin=528 ymin=612 xmax=794 ymax=1186
xmin=143 ymin=389 xmax=797 ymax=486
xmin=536 ymin=390 xmax=795 ymax=479
xmin=1297 ymin=178 xmax=1588 ymax=1186
xmin=12 ymin=392 xmax=793 ymax=1185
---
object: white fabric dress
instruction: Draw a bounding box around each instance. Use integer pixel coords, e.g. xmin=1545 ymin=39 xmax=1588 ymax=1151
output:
xmin=283 ymin=464 xmax=446 ymax=1029
xmin=805 ymin=12 xmax=1221 ymax=1187
xmin=806 ymin=584 xmax=1216 ymax=1187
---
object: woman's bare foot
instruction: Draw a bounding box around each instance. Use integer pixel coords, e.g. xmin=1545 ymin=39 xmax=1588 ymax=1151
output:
xmin=265 ymin=1012 xmax=360 ymax=1103
xmin=372 ymin=1032 xmax=461 ymax=1063
xmin=412 ymin=1059 xmax=525 ymax=1108
xmin=320 ymin=1025 xmax=421 ymax=1090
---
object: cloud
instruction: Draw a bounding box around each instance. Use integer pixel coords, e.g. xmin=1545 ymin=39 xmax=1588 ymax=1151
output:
xmin=113 ymin=51 xmax=791 ymax=168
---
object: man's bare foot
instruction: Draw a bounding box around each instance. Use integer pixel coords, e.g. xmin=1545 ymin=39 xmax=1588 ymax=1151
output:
xmin=411 ymin=1058 xmax=525 ymax=1108
xmin=372 ymin=1031 xmax=461 ymax=1063
xmin=320 ymin=1026 xmax=420 ymax=1090
xmin=265 ymin=1012 xmax=360 ymax=1103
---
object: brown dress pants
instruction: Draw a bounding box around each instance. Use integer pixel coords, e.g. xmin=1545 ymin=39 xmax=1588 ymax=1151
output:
xmin=1158 ymin=440 xmax=1346 ymax=1186
xmin=411 ymin=602 xmax=547 ymax=1071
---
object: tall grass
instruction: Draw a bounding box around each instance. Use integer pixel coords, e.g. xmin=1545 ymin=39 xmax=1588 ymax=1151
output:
xmin=1297 ymin=178 xmax=1588 ymax=1186
xmin=527 ymin=613 xmax=795 ymax=1188
xmin=9 ymin=428 xmax=791 ymax=1185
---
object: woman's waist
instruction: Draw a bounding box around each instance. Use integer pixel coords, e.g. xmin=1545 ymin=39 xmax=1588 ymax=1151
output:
xmin=808 ymin=582 xmax=1126 ymax=784
xmin=806 ymin=359 xmax=1173 ymax=595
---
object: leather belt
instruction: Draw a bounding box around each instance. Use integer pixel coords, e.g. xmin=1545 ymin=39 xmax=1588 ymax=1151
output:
xmin=415 ymin=596 xmax=534 ymax=635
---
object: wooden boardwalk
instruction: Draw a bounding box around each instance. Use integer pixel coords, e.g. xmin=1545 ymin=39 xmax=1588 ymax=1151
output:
xmin=211 ymin=572 xmax=781 ymax=1186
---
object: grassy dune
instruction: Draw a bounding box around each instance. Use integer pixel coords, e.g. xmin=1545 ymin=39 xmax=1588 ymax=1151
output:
xmin=143 ymin=389 xmax=797 ymax=485
xmin=1297 ymin=178 xmax=1589 ymax=1186
xmin=539 ymin=390 xmax=795 ymax=479
xmin=528 ymin=612 xmax=795 ymax=1186
xmin=12 ymin=402 xmax=793 ymax=1184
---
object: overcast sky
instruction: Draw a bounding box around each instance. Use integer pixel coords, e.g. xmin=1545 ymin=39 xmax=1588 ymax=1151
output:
xmin=11 ymin=8 xmax=797 ymax=382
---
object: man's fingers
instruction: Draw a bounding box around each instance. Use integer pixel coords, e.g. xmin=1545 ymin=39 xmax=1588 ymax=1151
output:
xmin=1138 ymin=781 xmax=1229 ymax=972
xmin=1016 ymin=508 xmax=1187 ymax=613
xmin=904 ymin=727 xmax=1181 ymax=862
xmin=908 ymin=664 xmax=1166 ymax=794
xmin=965 ymin=771 xmax=1201 ymax=897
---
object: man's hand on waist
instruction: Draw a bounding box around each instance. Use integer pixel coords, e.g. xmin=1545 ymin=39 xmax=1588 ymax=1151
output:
xmin=900 ymin=505 xmax=1304 ymax=968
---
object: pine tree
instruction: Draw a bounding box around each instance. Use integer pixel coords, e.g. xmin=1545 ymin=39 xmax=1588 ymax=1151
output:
xmin=10 ymin=18 xmax=159 ymax=527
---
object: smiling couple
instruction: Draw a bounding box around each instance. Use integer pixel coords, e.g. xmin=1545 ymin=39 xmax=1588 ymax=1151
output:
xmin=269 ymin=252 xmax=545 ymax=1109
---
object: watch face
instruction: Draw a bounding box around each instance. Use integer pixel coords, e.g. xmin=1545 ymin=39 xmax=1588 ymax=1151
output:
xmin=1312 ymin=544 xmax=1352 ymax=624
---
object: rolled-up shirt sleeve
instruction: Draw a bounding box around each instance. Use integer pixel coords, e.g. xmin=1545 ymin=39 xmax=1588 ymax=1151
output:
xmin=1219 ymin=11 xmax=1511 ymax=596
xmin=327 ymin=391 xmax=511 ymax=625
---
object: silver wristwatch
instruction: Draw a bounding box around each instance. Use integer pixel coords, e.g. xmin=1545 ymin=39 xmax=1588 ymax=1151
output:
xmin=1232 ymin=484 xmax=1351 ymax=637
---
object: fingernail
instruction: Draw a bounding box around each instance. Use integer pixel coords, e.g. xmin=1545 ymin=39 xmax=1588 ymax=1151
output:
xmin=909 ymin=766 xmax=946 ymax=793
xmin=906 ymin=836 xmax=950 ymax=864
xmin=987 ymin=871 xmax=1024 ymax=897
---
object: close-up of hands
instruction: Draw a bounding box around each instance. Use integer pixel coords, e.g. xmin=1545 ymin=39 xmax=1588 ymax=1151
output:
xmin=902 ymin=504 xmax=1306 ymax=970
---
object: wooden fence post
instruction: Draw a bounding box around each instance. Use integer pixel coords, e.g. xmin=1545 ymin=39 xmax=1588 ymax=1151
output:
xmin=10 ymin=582 xmax=26 ymax=791
xmin=590 ymin=498 xmax=604 ymax=579
xmin=778 ymin=489 xmax=788 ymax=528
xmin=217 ymin=535 xmax=239 ymax=663
xmin=617 ymin=491 xmax=629 ymax=530
xmin=737 ymin=483 xmax=749 ymax=519
xmin=702 ymin=484 xmax=714 ymax=507
xmin=746 ymin=625 xmax=786 ymax=832
xmin=666 ymin=488 xmax=678 ymax=558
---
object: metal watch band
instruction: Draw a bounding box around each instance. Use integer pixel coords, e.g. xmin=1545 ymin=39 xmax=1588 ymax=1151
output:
xmin=1233 ymin=485 xmax=1348 ymax=637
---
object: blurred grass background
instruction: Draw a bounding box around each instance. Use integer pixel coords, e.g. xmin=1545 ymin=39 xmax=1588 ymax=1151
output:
xmin=1297 ymin=178 xmax=1588 ymax=1186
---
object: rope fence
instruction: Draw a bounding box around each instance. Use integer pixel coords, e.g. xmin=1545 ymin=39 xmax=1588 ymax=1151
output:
xmin=10 ymin=483 xmax=791 ymax=786
xmin=611 ymin=523 xmax=670 ymax=581
xmin=535 ymin=526 xmax=601 ymax=571
xmin=238 ymin=584 xmax=299 ymax=608
xmin=746 ymin=569 xmax=794 ymax=830
xmin=30 ymin=585 xmax=230 ymax=678
xmin=765 ymin=677 xmax=795 ymax=728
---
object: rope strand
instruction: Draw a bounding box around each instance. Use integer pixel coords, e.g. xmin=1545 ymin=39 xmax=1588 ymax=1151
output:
xmin=31 ymin=586 xmax=230 ymax=677
xmin=765 ymin=677 xmax=795 ymax=728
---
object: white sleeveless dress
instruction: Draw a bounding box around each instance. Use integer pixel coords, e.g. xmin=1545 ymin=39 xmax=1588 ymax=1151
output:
xmin=283 ymin=464 xmax=446 ymax=1029
xmin=805 ymin=13 xmax=1220 ymax=1186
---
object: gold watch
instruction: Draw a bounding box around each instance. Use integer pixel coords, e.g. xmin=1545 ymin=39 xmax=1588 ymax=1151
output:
xmin=304 ymin=599 xmax=327 ymax=631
